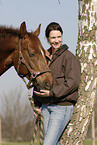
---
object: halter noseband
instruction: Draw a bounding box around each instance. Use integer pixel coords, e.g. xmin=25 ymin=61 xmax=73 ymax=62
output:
xmin=17 ymin=38 xmax=51 ymax=88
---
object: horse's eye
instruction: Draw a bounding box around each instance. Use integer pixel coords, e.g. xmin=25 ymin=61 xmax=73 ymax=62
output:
xmin=29 ymin=52 xmax=35 ymax=57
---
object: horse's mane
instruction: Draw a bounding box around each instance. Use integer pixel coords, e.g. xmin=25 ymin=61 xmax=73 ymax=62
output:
xmin=0 ymin=25 xmax=33 ymax=37
xmin=0 ymin=25 xmax=21 ymax=37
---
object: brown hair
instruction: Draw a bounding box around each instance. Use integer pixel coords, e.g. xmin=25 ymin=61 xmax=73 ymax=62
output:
xmin=45 ymin=22 xmax=63 ymax=38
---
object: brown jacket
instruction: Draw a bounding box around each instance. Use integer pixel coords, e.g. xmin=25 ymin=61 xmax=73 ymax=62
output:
xmin=33 ymin=44 xmax=81 ymax=107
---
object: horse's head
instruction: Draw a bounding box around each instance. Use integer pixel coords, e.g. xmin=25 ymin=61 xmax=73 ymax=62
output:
xmin=14 ymin=22 xmax=53 ymax=90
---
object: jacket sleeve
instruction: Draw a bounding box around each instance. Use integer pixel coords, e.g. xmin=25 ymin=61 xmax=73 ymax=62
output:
xmin=33 ymin=89 xmax=42 ymax=108
xmin=51 ymin=55 xmax=81 ymax=98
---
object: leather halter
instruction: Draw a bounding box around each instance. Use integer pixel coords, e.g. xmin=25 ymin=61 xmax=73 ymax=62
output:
xmin=17 ymin=38 xmax=51 ymax=88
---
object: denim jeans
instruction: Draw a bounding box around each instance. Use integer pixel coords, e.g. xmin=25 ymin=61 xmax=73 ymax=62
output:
xmin=41 ymin=104 xmax=73 ymax=145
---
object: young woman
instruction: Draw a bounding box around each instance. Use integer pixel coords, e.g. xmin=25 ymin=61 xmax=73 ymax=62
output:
xmin=33 ymin=22 xmax=81 ymax=145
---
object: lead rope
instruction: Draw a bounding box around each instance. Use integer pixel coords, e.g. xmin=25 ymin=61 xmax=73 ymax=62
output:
xmin=28 ymin=89 xmax=44 ymax=145
xmin=21 ymin=78 xmax=44 ymax=144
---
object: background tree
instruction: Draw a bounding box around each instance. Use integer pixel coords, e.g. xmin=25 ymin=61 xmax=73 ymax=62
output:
xmin=0 ymin=87 xmax=35 ymax=141
xmin=59 ymin=0 xmax=97 ymax=144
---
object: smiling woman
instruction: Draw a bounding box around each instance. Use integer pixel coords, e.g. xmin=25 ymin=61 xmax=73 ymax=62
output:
xmin=33 ymin=22 xmax=81 ymax=145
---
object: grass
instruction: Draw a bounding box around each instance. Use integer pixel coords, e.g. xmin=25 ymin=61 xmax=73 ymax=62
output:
xmin=84 ymin=139 xmax=96 ymax=145
xmin=2 ymin=141 xmax=39 ymax=145
xmin=1 ymin=139 xmax=97 ymax=145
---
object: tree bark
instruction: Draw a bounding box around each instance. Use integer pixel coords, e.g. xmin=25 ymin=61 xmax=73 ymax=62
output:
xmin=59 ymin=0 xmax=97 ymax=144
xmin=92 ymin=111 xmax=95 ymax=145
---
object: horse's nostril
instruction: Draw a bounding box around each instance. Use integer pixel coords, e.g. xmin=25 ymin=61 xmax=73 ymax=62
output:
xmin=44 ymin=81 xmax=50 ymax=90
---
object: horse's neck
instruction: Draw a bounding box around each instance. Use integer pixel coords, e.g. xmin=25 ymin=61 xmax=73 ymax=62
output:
xmin=0 ymin=36 xmax=18 ymax=76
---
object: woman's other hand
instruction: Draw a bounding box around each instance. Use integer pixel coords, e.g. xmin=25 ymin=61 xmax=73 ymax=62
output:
xmin=34 ymin=90 xmax=50 ymax=97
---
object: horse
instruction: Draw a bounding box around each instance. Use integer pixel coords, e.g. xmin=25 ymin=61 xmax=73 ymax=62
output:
xmin=0 ymin=22 xmax=53 ymax=90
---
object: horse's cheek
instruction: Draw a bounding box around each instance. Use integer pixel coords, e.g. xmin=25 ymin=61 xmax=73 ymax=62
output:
xmin=19 ymin=65 xmax=28 ymax=75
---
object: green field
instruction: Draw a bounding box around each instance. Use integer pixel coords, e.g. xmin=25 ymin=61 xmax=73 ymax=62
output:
xmin=84 ymin=139 xmax=96 ymax=145
xmin=1 ymin=139 xmax=97 ymax=145
xmin=2 ymin=142 xmax=39 ymax=145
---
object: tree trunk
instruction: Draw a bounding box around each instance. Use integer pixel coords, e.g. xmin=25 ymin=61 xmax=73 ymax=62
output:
xmin=59 ymin=0 xmax=97 ymax=144
xmin=92 ymin=111 xmax=95 ymax=145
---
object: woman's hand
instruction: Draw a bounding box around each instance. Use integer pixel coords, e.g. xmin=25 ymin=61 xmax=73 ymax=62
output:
xmin=34 ymin=90 xmax=50 ymax=97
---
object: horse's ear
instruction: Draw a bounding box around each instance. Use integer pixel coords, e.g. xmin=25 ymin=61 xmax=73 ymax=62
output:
xmin=33 ymin=24 xmax=41 ymax=36
xmin=20 ymin=22 xmax=27 ymax=37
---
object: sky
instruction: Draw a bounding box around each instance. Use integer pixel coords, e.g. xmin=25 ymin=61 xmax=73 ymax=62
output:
xmin=0 ymin=0 xmax=78 ymax=97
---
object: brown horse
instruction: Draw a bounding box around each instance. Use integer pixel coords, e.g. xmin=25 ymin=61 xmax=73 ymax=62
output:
xmin=0 ymin=22 xmax=53 ymax=90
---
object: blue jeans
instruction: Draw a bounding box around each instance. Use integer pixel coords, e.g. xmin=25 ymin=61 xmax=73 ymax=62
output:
xmin=41 ymin=104 xmax=73 ymax=145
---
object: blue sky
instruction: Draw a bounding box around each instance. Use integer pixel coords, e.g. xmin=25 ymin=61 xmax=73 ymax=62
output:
xmin=0 ymin=0 xmax=78 ymax=96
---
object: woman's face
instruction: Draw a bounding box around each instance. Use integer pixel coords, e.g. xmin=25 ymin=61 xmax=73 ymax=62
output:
xmin=48 ymin=30 xmax=62 ymax=49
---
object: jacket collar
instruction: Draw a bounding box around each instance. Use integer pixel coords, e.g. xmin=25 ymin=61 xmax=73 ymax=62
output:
xmin=45 ymin=44 xmax=68 ymax=65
